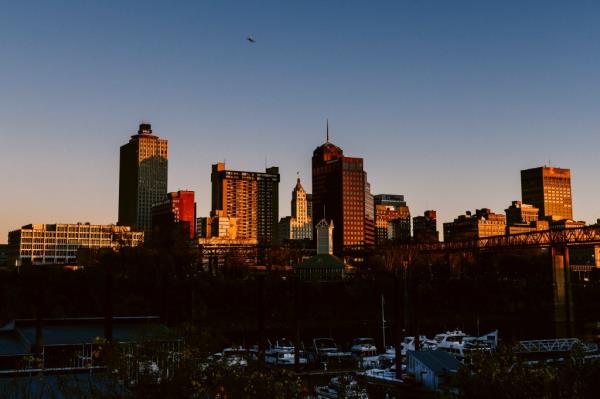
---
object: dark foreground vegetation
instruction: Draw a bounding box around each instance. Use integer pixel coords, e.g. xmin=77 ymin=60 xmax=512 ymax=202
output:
xmin=1 ymin=233 xmax=600 ymax=397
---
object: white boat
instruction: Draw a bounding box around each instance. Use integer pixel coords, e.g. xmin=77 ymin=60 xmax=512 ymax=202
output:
xmin=314 ymin=375 xmax=368 ymax=399
xmin=350 ymin=337 xmax=379 ymax=368
xmin=310 ymin=337 xmax=352 ymax=365
xmin=434 ymin=330 xmax=494 ymax=360
xmin=210 ymin=346 xmax=248 ymax=367
xmin=400 ymin=335 xmax=438 ymax=356
xmin=363 ymin=364 xmax=405 ymax=385
xmin=265 ymin=338 xmax=308 ymax=365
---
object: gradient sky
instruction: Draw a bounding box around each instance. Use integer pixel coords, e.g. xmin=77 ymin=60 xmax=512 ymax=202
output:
xmin=1 ymin=1 xmax=600 ymax=243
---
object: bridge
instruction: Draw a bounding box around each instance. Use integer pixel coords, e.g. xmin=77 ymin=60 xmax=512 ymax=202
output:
xmin=377 ymin=225 xmax=600 ymax=338
xmin=384 ymin=224 xmax=600 ymax=254
xmin=515 ymin=338 xmax=598 ymax=354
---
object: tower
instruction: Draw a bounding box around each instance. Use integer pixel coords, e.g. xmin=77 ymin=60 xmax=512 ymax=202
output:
xmin=118 ymin=123 xmax=168 ymax=233
xmin=521 ymin=166 xmax=573 ymax=221
xmin=316 ymin=219 xmax=334 ymax=255
xmin=312 ymin=122 xmax=366 ymax=255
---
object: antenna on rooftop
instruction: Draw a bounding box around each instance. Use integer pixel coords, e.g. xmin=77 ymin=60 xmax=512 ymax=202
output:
xmin=326 ymin=118 xmax=330 ymax=143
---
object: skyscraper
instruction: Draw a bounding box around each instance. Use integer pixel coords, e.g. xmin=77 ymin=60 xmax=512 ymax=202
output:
xmin=521 ymin=166 xmax=573 ymax=221
xmin=211 ymin=162 xmax=280 ymax=244
xmin=312 ymin=124 xmax=366 ymax=254
xmin=118 ymin=123 xmax=168 ymax=234
xmin=279 ymin=177 xmax=313 ymax=241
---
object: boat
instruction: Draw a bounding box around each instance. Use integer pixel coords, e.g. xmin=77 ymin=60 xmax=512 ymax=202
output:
xmin=309 ymin=337 xmax=353 ymax=366
xmin=265 ymin=338 xmax=308 ymax=366
xmin=314 ymin=374 xmax=368 ymax=398
xmin=434 ymin=330 xmax=494 ymax=360
xmin=400 ymin=336 xmax=438 ymax=356
xmin=363 ymin=363 xmax=405 ymax=385
xmin=350 ymin=338 xmax=379 ymax=368
xmin=209 ymin=346 xmax=248 ymax=367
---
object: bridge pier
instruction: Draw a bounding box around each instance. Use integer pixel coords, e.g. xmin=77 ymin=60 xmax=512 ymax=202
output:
xmin=551 ymin=246 xmax=574 ymax=338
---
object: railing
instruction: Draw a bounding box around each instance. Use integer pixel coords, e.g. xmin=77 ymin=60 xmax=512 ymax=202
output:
xmin=515 ymin=338 xmax=598 ymax=354
xmin=376 ymin=225 xmax=600 ymax=254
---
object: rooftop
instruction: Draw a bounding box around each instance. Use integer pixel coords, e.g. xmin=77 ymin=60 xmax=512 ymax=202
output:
xmin=296 ymin=254 xmax=344 ymax=270
xmin=408 ymin=350 xmax=461 ymax=375
xmin=0 ymin=317 xmax=172 ymax=356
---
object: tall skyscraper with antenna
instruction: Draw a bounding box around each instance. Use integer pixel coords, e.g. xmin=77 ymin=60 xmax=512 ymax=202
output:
xmin=312 ymin=120 xmax=367 ymax=255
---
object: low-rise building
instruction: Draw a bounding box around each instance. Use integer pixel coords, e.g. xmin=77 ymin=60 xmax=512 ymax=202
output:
xmin=504 ymin=201 xmax=549 ymax=234
xmin=413 ymin=210 xmax=439 ymax=242
xmin=296 ymin=219 xmax=344 ymax=281
xmin=406 ymin=350 xmax=460 ymax=392
xmin=443 ymin=209 xmax=506 ymax=242
xmin=0 ymin=316 xmax=179 ymax=376
xmin=550 ymin=219 xmax=586 ymax=230
xmin=0 ymin=244 xmax=8 ymax=267
xmin=8 ymin=223 xmax=143 ymax=266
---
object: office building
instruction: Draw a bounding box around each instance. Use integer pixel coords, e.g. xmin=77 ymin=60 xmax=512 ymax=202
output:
xmin=374 ymin=194 xmax=411 ymax=243
xmin=211 ymin=162 xmax=280 ymax=244
xmin=504 ymin=201 xmax=549 ymax=234
xmin=521 ymin=166 xmax=573 ymax=221
xmin=279 ymin=178 xmax=313 ymax=241
xmin=118 ymin=123 xmax=168 ymax=234
xmin=443 ymin=209 xmax=506 ymax=242
xmin=8 ymin=223 xmax=143 ymax=266
xmin=151 ymin=190 xmax=197 ymax=241
xmin=312 ymin=128 xmax=367 ymax=254
xmin=413 ymin=210 xmax=439 ymax=243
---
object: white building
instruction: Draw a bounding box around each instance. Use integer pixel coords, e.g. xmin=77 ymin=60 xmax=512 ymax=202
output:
xmin=316 ymin=218 xmax=334 ymax=255
xmin=8 ymin=223 xmax=144 ymax=266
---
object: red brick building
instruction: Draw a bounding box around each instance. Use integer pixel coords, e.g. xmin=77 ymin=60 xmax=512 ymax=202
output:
xmin=312 ymin=136 xmax=367 ymax=255
xmin=151 ymin=190 xmax=196 ymax=241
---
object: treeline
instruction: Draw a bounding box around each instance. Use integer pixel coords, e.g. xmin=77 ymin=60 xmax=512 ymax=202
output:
xmin=1 ymin=239 xmax=600 ymax=347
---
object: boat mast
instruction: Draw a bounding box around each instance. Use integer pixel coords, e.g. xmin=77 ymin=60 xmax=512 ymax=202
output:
xmin=381 ymin=294 xmax=386 ymax=349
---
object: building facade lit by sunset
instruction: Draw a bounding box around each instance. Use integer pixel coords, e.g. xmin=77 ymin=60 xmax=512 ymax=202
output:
xmin=504 ymin=200 xmax=549 ymax=235
xmin=443 ymin=208 xmax=506 ymax=242
xmin=211 ymin=162 xmax=280 ymax=244
xmin=521 ymin=166 xmax=573 ymax=221
xmin=374 ymin=194 xmax=411 ymax=243
xmin=151 ymin=190 xmax=197 ymax=241
xmin=279 ymin=177 xmax=313 ymax=241
xmin=118 ymin=123 xmax=168 ymax=234
xmin=8 ymin=223 xmax=143 ymax=266
xmin=312 ymin=133 xmax=367 ymax=254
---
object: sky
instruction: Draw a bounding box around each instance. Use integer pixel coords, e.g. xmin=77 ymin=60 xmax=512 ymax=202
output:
xmin=1 ymin=0 xmax=600 ymax=243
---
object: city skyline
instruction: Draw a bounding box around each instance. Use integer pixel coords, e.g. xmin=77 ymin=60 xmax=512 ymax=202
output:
xmin=2 ymin=1 xmax=600 ymax=242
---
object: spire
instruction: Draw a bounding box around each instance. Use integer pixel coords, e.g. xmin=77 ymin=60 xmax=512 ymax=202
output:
xmin=326 ymin=118 xmax=329 ymax=143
